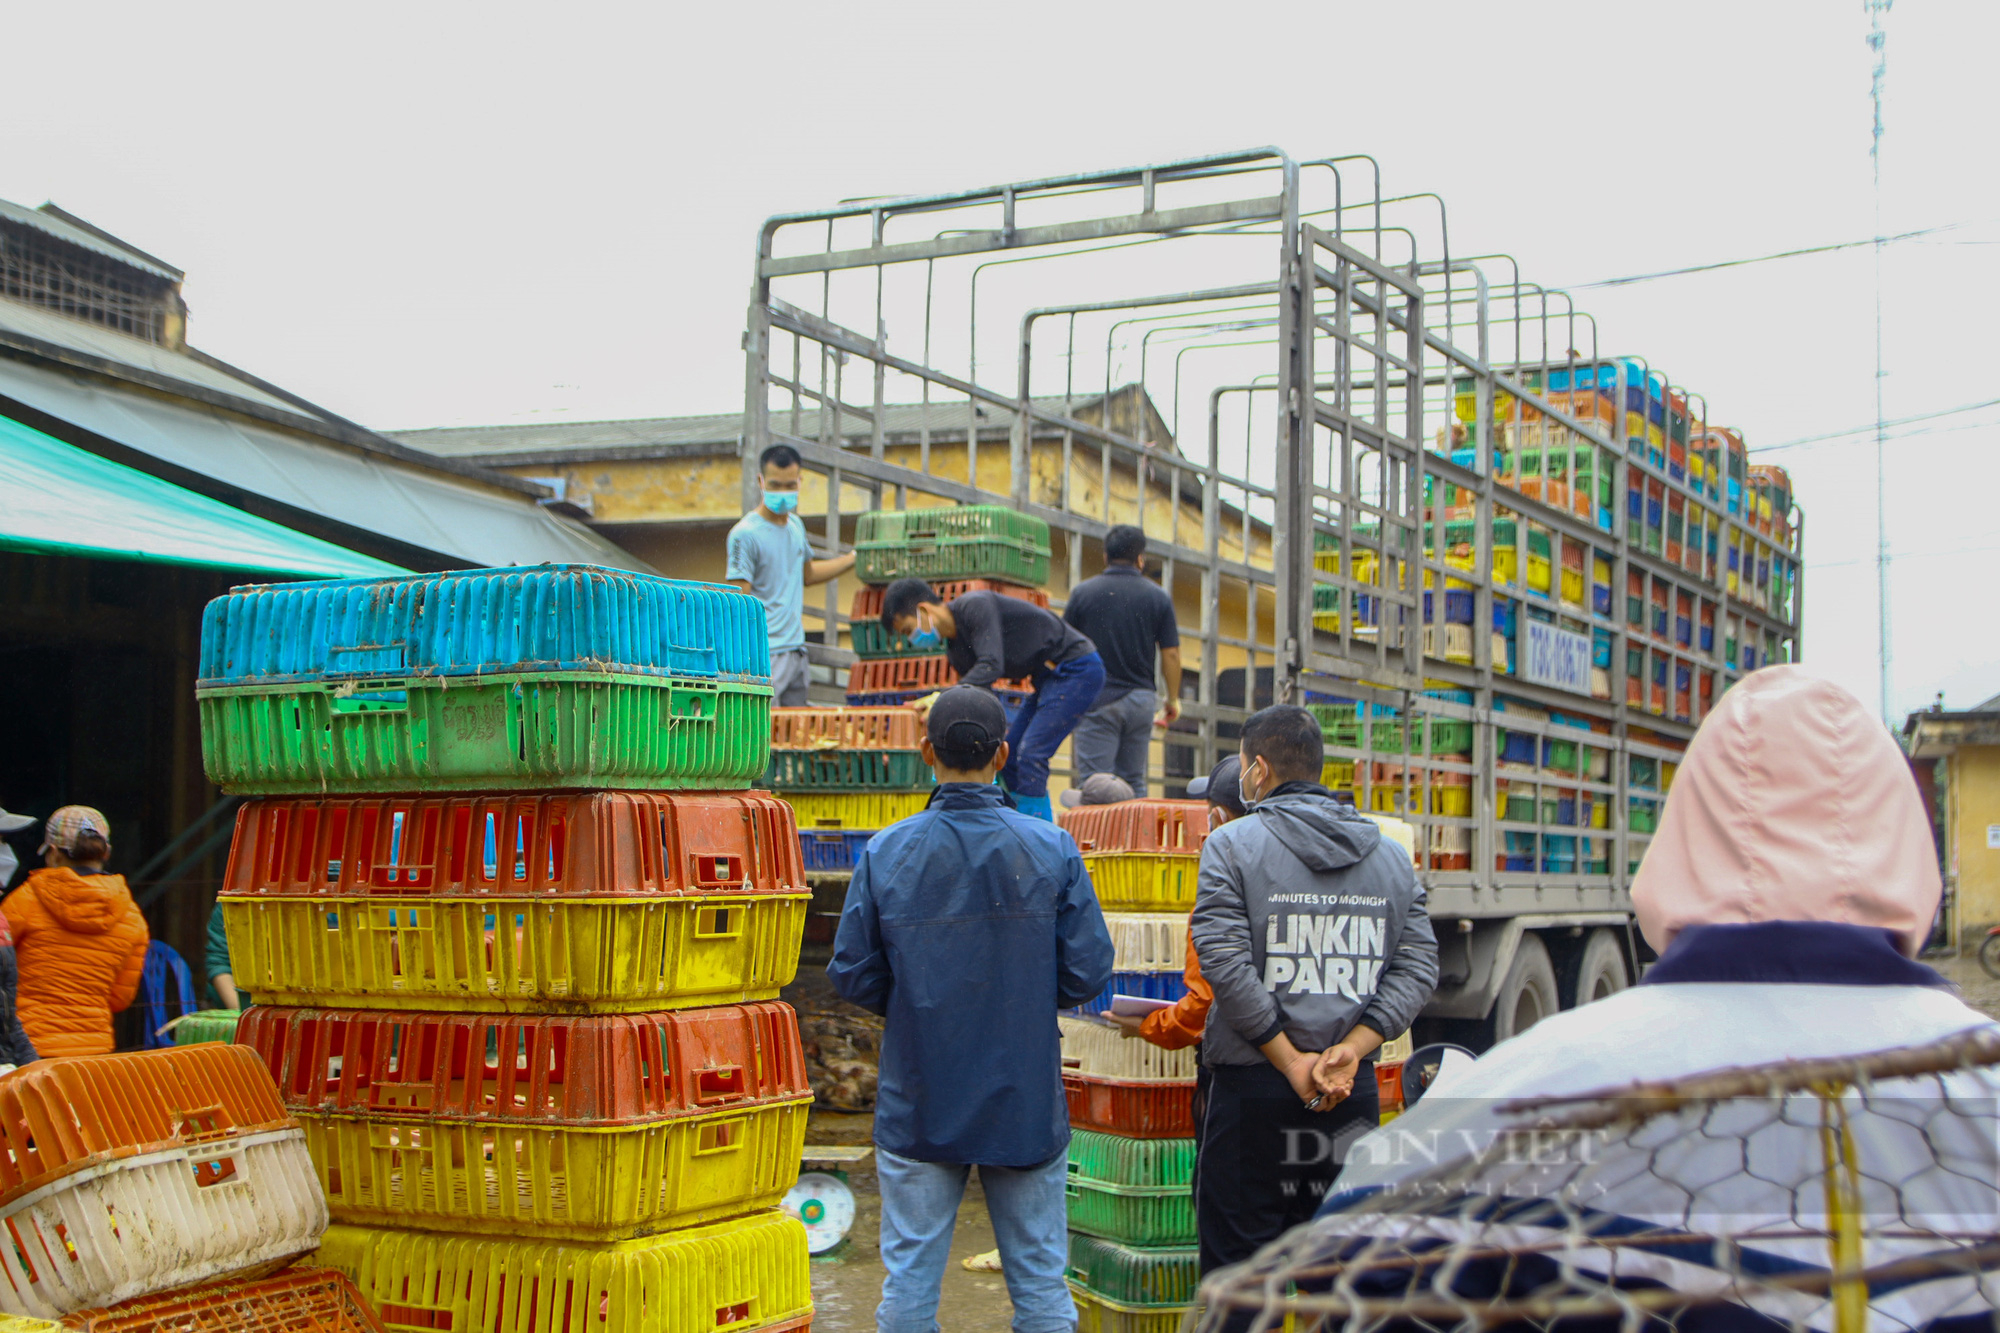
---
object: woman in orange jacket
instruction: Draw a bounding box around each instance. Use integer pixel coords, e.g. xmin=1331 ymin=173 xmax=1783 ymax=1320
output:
xmin=3 ymin=806 xmax=148 ymax=1057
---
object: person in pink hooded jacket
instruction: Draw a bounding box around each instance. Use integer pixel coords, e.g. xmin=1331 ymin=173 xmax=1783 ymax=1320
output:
xmin=1270 ymin=667 xmax=2000 ymax=1331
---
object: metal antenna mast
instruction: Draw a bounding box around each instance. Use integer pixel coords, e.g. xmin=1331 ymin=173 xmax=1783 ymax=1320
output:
xmin=1867 ymin=0 xmax=1892 ymax=723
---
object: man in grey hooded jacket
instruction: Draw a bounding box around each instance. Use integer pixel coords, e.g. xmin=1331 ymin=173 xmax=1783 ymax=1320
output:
xmin=1191 ymin=703 xmax=1439 ymax=1280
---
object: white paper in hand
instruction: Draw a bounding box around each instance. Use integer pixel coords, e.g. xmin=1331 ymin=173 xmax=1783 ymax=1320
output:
xmin=1108 ymin=995 xmax=1174 ymax=1018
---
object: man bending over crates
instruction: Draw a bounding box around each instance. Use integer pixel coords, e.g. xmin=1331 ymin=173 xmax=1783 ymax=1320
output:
xmin=1192 ymin=704 xmax=1438 ymax=1287
xmin=879 ymin=578 xmax=1104 ymax=822
xmin=828 ymin=686 xmax=1115 ymax=1333
xmin=726 ymin=443 xmax=857 ymax=705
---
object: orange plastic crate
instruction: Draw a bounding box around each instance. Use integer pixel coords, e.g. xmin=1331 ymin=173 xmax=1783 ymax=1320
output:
xmin=64 ymin=1268 xmax=387 ymax=1332
xmin=1375 ymin=1059 xmax=1405 ymax=1114
xmin=1063 ymin=1072 xmax=1195 ymax=1139
xmin=1058 ymin=800 xmax=1210 ymax=855
xmin=850 ymin=581 xmax=1048 ymax=620
xmin=846 ymin=656 xmax=1030 ymax=695
xmin=770 ymin=706 xmax=923 ymax=751
xmin=223 ymin=792 xmax=804 ymax=898
xmin=0 ymin=1047 xmax=326 ymax=1318
xmin=239 ymin=1002 xmax=806 ymax=1123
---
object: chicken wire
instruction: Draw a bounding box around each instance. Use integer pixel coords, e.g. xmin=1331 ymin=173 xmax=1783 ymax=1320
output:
xmin=1192 ymin=1028 xmax=2000 ymax=1333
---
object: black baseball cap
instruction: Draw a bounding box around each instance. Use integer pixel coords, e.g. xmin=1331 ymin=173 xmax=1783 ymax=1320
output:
xmin=926 ymin=686 xmax=1008 ymax=762
xmin=1187 ymin=754 xmax=1246 ymax=819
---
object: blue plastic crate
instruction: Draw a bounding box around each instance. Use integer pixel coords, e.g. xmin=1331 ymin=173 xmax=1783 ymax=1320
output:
xmin=799 ymin=828 xmax=877 ymax=872
xmin=1699 ymin=625 xmax=1715 ymax=653
xmin=199 ymin=565 xmax=768 ymax=685
xmin=1499 ymin=731 xmax=1537 ymax=765
xmin=1593 ymin=583 xmax=1612 ymax=617
xmin=1072 ymin=970 xmax=1190 ymax=1017
xmin=1501 ymin=855 xmax=1534 ymax=873
xmin=1676 ymin=616 xmax=1693 ymax=647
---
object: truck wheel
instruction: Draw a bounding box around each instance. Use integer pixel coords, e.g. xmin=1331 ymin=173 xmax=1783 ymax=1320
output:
xmin=1486 ymin=934 xmax=1559 ymax=1045
xmin=1568 ymin=928 xmax=1630 ymax=1007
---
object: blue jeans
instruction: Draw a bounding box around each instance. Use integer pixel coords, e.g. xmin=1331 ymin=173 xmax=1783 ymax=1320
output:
xmin=875 ymin=1147 xmax=1075 ymax=1333
xmin=1002 ymin=653 xmax=1106 ymax=800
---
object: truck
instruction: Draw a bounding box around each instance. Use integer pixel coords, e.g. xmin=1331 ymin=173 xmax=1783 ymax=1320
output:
xmin=743 ymin=147 xmax=1802 ymax=1048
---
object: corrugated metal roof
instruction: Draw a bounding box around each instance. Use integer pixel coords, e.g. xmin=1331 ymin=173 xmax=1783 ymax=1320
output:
xmin=0 ymin=411 xmax=403 ymax=578
xmin=0 ymin=294 xmax=300 ymax=414
xmin=0 ymin=353 xmax=653 ymax=573
xmin=392 ymin=392 xmax=1130 ymax=462
xmin=0 ymin=200 xmax=182 ymax=282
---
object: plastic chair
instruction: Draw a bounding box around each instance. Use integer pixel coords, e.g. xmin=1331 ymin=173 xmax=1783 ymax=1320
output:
xmin=137 ymin=941 xmax=197 ymax=1050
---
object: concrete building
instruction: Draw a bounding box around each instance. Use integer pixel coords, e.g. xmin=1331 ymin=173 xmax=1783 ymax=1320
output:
xmin=1904 ymin=692 xmax=2000 ymax=941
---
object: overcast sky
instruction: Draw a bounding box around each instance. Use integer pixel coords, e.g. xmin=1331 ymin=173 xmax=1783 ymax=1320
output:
xmin=6 ymin=1 xmax=1996 ymax=720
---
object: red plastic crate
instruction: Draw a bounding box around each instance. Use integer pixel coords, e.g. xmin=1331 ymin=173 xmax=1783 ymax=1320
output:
xmin=851 ymin=581 xmax=1048 ymax=620
xmin=1376 ymin=1059 xmax=1405 ymax=1114
xmin=223 ymin=792 xmax=804 ymax=898
xmin=1063 ymin=1071 xmax=1195 ymax=1139
xmin=64 ymin=1267 xmax=388 ymax=1332
xmin=771 ymin=707 xmax=922 ymax=751
xmin=1058 ymin=800 xmax=1210 ymax=855
xmin=845 ymin=656 xmax=1031 ymax=695
xmin=238 ymin=1002 xmax=808 ymax=1123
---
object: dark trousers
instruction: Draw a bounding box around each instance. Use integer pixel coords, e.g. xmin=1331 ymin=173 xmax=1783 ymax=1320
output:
xmin=1000 ymin=652 xmax=1106 ymax=799
xmin=1195 ymin=1060 xmax=1380 ymax=1278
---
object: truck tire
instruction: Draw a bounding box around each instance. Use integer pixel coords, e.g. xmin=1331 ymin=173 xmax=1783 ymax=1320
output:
xmin=1567 ymin=928 xmax=1630 ymax=1007
xmin=1486 ymin=933 xmax=1559 ymax=1045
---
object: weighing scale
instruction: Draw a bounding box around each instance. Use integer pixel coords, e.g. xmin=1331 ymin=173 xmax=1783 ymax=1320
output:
xmin=786 ymin=1145 xmax=872 ymax=1256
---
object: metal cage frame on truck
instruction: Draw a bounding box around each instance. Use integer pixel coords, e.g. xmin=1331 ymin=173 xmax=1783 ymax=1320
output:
xmin=741 ymin=146 xmax=1802 ymax=1042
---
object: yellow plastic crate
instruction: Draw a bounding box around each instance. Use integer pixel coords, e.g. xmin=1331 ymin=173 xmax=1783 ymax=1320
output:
xmin=1083 ymin=854 xmax=1199 ymax=913
xmin=1071 ymin=1284 xmax=1184 ymax=1333
xmin=311 ymin=1211 xmax=810 ymax=1333
xmin=302 ymin=1095 xmax=811 ymax=1240
xmin=1320 ymin=759 xmax=1355 ymax=790
xmin=1367 ymin=781 xmax=1472 ymax=818
xmin=0 ymin=1318 xmax=60 ymax=1331
xmin=780 ymin=791 xmax=931 ymax=829
xmin=221 ymin=894 xmax=808 ymax=1013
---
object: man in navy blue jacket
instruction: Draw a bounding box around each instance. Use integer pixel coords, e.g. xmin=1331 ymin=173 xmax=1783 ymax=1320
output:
xmin=829 ymin=686 xmax=1115 ymax=1333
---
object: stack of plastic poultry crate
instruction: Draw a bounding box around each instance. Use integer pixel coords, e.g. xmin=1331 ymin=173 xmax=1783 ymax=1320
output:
xmin=766 ymin=706 xmax=937 ymax=945
xmin=196 ymin=566 xmax=815 ymax=1333
xmin=847 ymin=505 xmax=1052 ymax=720
xmin=1055 ymin=800 xmax=1209 ymax=1333
xmin=0 ymin=1042 xmax=388 ymax=1328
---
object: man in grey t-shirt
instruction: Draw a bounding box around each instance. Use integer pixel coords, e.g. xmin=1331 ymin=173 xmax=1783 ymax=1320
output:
xmin=726 ymin=444 xmax=855 ymax=705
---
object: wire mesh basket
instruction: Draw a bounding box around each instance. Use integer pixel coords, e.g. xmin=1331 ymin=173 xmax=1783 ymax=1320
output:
xmin=1190 ymin=1027 xmax=2000 ymax=1333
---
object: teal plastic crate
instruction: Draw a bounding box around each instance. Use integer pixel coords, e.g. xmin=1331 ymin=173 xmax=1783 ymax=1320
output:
xmin=764 ymin=749 xmax=935 ymax=792
xmin=199 ymin=672 xmax=772 ymax=794
xmin=1066 ymin=1234 xmax=1198 ymax=1307
xmin=849 ymin=622 xmax=923 ymax=659
xmin=854 ymin=506 xmax=1050 ymax=587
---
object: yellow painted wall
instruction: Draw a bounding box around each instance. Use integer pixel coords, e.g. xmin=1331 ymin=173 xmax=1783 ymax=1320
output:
xmin=1949 ymin=746 xmax=2000 ymax=930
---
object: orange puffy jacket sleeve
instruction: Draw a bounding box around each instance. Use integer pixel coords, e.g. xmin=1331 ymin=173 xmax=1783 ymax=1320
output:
xmin=1138 ymin=931 xmax=1211 ymax=1050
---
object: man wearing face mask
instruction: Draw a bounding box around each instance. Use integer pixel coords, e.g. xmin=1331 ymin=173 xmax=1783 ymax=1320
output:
xmin=1189 ymin=704 xmax=1438 ymax=1292
xmin=726 ymin=444 xmax=857 ymax=706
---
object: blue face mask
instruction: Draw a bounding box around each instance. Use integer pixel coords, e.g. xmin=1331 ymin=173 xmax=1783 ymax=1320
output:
xmin=763 ymin=489 xmax=799 ymax=515
xmin=906 ymin=627 xmax=943 ymax=651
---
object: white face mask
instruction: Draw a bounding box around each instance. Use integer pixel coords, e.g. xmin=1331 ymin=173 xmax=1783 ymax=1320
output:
xmin=1238 ymin=756 xmax=1269 ymax=808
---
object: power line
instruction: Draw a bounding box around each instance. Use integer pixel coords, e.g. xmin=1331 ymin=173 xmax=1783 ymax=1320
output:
xmin=1867 ymin=0 xmax=1894 ymax=725
xmin=1751 ymin=396 xmax=2000 ymax=453
xmin=1565 ymin=223 xmax=1954 ymax=289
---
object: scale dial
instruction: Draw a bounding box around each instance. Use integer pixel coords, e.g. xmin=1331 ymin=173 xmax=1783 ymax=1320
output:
xmin=785 ymin=1171 xmax=857 ymax=1254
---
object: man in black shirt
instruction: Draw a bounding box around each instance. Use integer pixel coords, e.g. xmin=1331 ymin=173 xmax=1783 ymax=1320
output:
xmin=880 ymin=581 xmax=1104 ymax=822
xmin=1062 ymin=525 xmax=1182 ymax=794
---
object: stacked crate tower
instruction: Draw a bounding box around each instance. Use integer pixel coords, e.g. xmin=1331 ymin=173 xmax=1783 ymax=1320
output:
xmin=844 ymin=505 xmax=1053 ymax=721
xmin=197 ymin=567 xmax=817 ymax=1333
xmin=1054 ymin=801 xmax=1209 ymax=1333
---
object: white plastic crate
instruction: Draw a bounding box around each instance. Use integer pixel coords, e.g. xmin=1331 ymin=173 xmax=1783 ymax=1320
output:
xmin=1060 ymin=1017 xmax=1200 ymax=1081
xmin=0 ymin=1128 xmax=327 ymax=1319
xmin=1102 ymin=913 xmax=1188 ymax=972
xmin=1378 ymin=1030 xmax=1413 ymax=1064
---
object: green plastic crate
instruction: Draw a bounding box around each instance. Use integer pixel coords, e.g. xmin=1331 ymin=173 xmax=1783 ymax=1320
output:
xmin=1067 ymin=1131 xmax=1195 ymax=1187
xmin=854 ymin=506 xmax=1050 ymax=587
xmin=199 ymin=672 xmax=773 ymax=794
xmin=1630 ymin=800 xmax=1659 ymax=834
xmin=764 ymin=749 xmax=935 ymax=792
xmin=1500 ymin=792 xmax=1537 ymax=824
xmin=1066 ymin=1235 xmax=1198 ymax=1307
xmin=850 ymin=622 xmax=924 ymax=659
xmin=171 ymin=1010 xmax=241 ymax=1045
xmin=1066 ymin=1131 xmax=1195 ymax=1246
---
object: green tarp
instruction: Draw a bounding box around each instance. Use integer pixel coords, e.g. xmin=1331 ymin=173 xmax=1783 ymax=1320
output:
xmin=0 ymin=413 xmax=404 ymax=578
